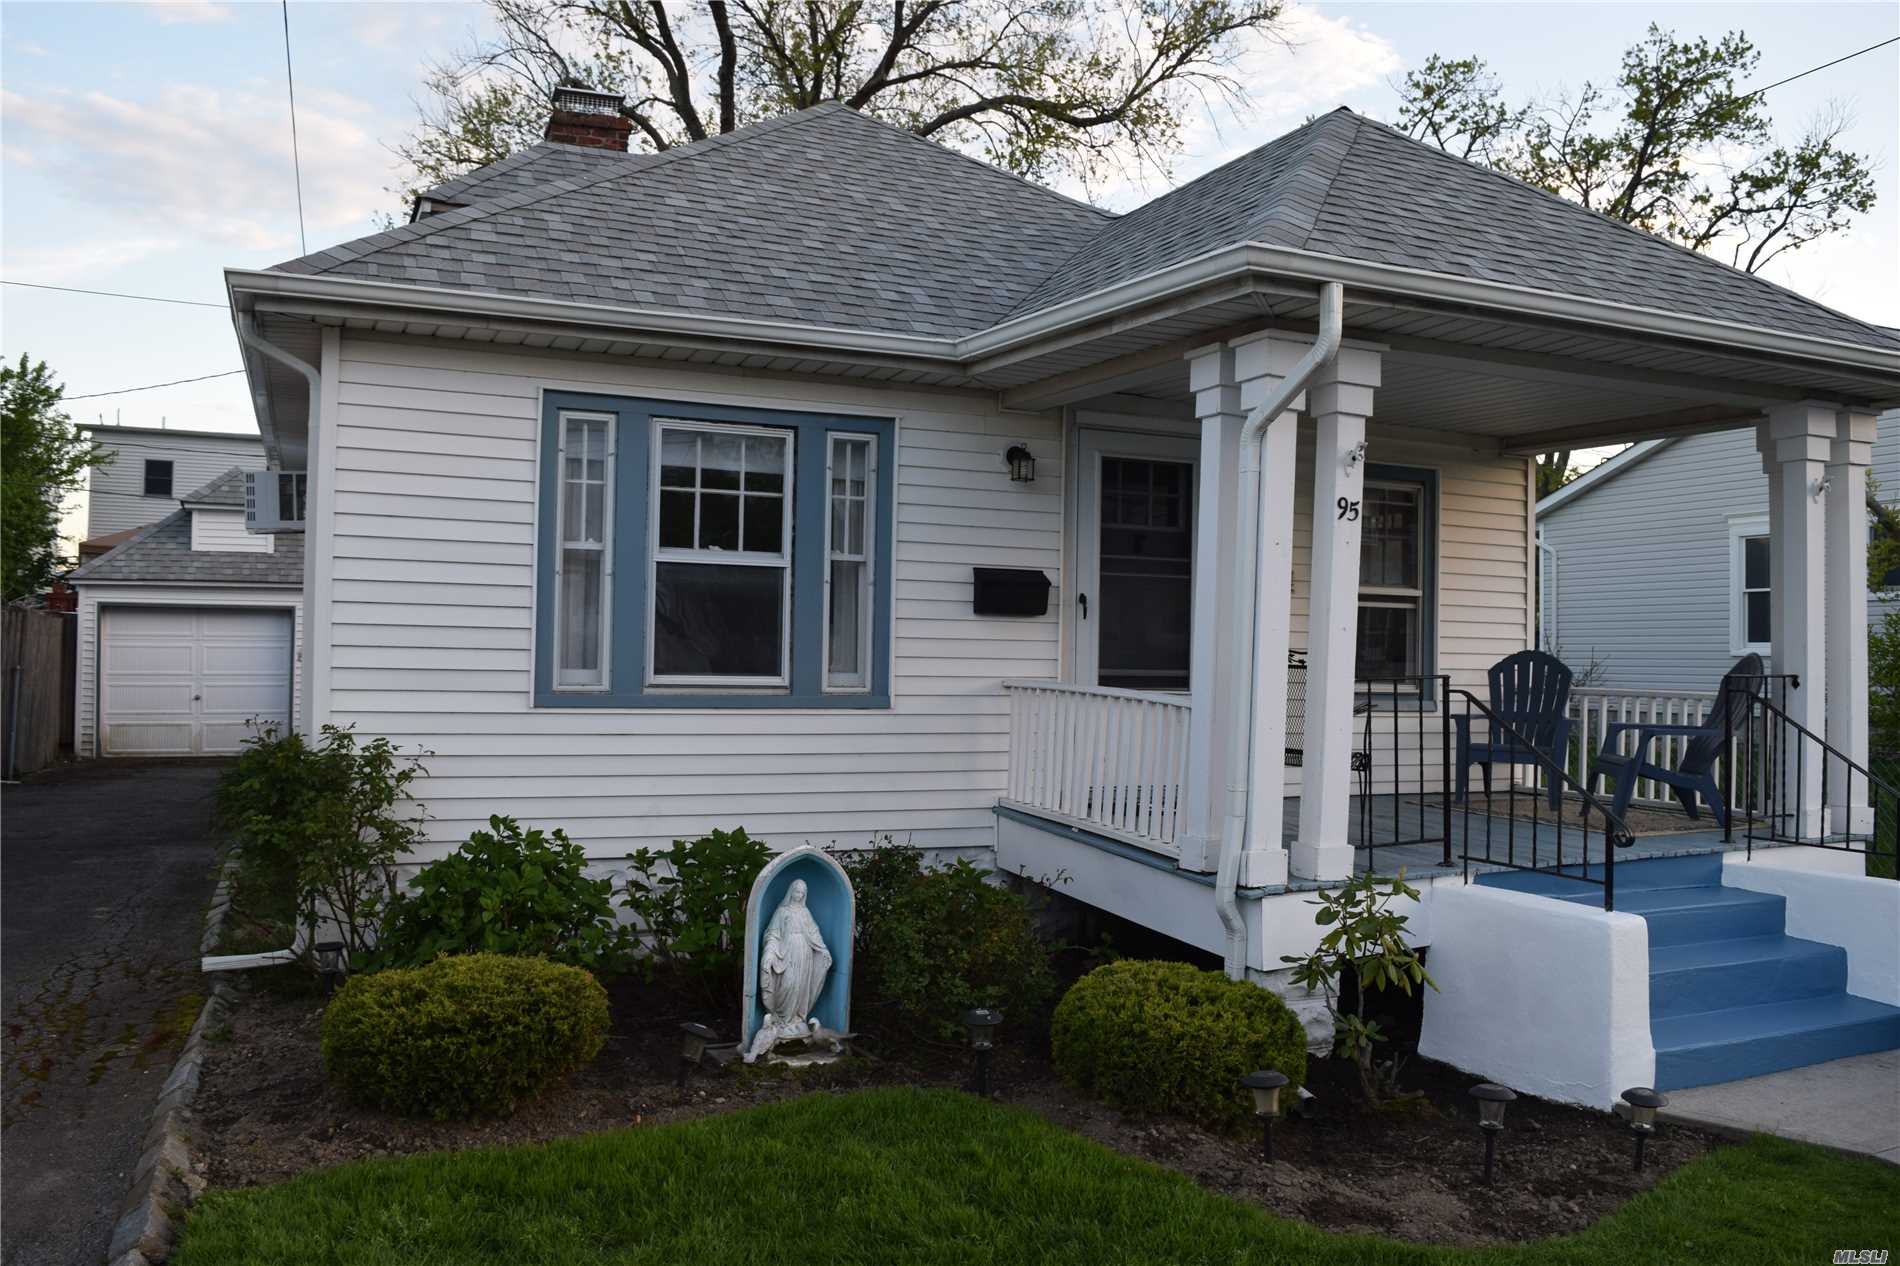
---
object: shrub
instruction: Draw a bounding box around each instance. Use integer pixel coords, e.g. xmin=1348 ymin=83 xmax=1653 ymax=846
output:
xmin=1051 ymin=959 xmax=1307 ymax=1133
xmin=321 ymin=953 xmax=608 ymax=1118
xmin=622 ymin=828 xmax=774 ymax=998
xmin=217 ymin=723 xmax=428 ymax=961
xmin=1279 ymin=872 xmax=1433 ymax=1102
xmin=371 ymin=817 xmax=634 ymax=973
xmin=838 ymin=841 xmax=1056 ymax=1042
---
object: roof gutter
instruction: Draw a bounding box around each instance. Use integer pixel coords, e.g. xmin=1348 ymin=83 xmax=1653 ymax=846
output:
xmin=234 ymin=308 xmax=320 ymax=468
xmin=1214 ymin=280 xmax=1345 ymax=980
xmin=962 ymin=242 xmax=1900 ymax=378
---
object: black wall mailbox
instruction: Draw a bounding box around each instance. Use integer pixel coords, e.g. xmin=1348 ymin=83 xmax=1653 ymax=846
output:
xmin=972 ymin=567 xmax=1051 ymax=617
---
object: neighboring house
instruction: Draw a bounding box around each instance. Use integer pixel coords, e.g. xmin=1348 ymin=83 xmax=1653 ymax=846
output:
xmin=1537 ymin=414 xmax=1900 ymax=691
xmin=80 ymin=424 xmax=264 ymax=540
xmin=68 ymin=469 xmax=303 ymax=757
xmin=226 ymin=89 xmax=1900 ymax=1103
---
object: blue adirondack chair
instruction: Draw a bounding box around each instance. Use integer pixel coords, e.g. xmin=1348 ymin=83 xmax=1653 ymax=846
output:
xmin=1591 ymin=653 xmax=1764 ymax=829
xmin=1453 ymin=650 xmax=1574 ymax=811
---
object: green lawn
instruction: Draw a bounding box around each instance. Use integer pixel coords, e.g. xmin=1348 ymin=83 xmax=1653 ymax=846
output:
xmin=174 ymin=1088 xmax=1897 ymax=1266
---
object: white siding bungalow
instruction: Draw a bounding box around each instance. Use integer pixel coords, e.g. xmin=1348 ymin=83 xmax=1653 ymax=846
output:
xmin=227 ymin=91 xmax=1900 ymax=1106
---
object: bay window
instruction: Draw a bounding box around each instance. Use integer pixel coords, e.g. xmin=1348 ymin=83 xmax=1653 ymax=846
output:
xmin=535 ymin=392 xmax=893 ymax=708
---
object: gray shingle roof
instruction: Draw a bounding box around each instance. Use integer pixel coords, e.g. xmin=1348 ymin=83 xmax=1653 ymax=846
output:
xmin=417 ymin=142 xmax=647 ymax=209
xmin=275 ymin=104 xmax=1900 ymax=355
xmin=179 ymin=467 xmax=246 ymax=508
xmin=1016 ymin=110 xmax=1900 ymax=350
xmin=70 ymin=506 xmax=303 ymax=586
xmin=279 ymin=104 xmax=1112 ymax=339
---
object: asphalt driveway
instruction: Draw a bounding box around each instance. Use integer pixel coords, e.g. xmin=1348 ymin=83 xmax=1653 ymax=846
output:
xmin=3 ymin=759 xmax=225 ymax=1266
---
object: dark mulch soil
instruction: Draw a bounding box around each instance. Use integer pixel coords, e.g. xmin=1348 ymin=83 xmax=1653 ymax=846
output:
xmin=194 ymin=969 xmax=1721 ymax=1248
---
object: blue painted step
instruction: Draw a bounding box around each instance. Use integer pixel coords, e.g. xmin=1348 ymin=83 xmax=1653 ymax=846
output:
xmin=1477 ymin=853 xmax=1900 ymax=1091
xmin=1648 ymin=935 xmax=1846 ymax=1018
xmin=1653 ymin=994 xmax=1900 ymax=1089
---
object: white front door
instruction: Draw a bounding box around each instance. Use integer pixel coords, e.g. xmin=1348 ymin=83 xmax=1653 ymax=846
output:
xmin=100 ymin=607 xmax=293 ymax=755
xmin=1075 ymin=429 xmax=1197 ymax=691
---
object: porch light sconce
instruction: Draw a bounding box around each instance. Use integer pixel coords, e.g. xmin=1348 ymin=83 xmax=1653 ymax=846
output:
xmin=312 ymin=940 xmax=348 ymax=996
xmin=1620 ymin=1086 xmax=1667 ymax=1172
xmin=1241 ymin=1069 xmax=1290 ymax=1163
xmin=962 ymin=1007 xmax=1002 ymax=1096
xmin=1005 ymin=445 xmax=1036 ymax=483
xmin=1468 ymin=1082 xmax=1516 ymax=1186
xmin=1811 ymin=474 xmax=1831 ymax=501
xmin=1345 ymin=440 xmax=1368 ymax=470
xmin=678 ymin=1022 xmax=718 ymax=1088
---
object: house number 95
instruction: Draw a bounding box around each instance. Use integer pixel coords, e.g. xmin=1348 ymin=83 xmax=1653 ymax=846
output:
xmin=1336 ymin=497 xmax=1361 ymax=521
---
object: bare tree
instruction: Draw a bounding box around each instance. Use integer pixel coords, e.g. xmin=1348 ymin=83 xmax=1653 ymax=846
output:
xmin=391 ymin=0 xmax=1289 ymax=208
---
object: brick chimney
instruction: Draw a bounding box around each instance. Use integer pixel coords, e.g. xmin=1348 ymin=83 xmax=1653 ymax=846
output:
xmin=544 ymin=85 xmax=632 ymax=151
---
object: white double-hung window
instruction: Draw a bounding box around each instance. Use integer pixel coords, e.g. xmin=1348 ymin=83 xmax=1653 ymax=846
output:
xmin=650 ymin=421 xmax=792 ymax=685
xmin=825 ymin=434 xmax=876 ymax=691
xmin=1356 ymin=479 xmax=1427 ymax=680
xmin=555 ymin=412 xmax=614 ymax=689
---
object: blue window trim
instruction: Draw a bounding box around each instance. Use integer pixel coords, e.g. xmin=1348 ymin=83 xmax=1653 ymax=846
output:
xmin=1358 ymin=462 xmax=1439 ymax=709
xmin=534 ymin=391 xmax=896 ymax=708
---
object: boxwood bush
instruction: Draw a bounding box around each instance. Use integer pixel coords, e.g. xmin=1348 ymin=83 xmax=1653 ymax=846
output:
xmin=1051 ymin=959 xmax=1307 ymax=1133
xmin=321 ymin=953 xmax=609 ymax=1119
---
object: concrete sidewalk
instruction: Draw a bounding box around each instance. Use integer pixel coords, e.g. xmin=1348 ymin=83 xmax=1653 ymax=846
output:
xmin=1658 ymin=1049 xmax=1900 ymax=1165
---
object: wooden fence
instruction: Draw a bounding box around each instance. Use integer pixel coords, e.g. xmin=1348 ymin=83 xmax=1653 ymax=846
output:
xmin=3 ymin=606 xmax=73 ymax=778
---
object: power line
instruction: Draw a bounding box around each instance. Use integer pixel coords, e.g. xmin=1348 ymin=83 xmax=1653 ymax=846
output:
xmin=2 ymin=280 xmax=229 ymax=309
xmin=1742 ymin=35 xmax=1899 ymax=100
xmin=66 ymin=370 xmax=246 ymax=401
xmin=282 ymin=0 xmax=308 ymax=256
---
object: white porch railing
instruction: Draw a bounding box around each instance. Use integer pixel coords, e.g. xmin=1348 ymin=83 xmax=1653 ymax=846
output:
xmin=1564 ymin=688 xmax=1741 ymax=811
xmin=1003 ymin=680 xmax=1191 ymax=853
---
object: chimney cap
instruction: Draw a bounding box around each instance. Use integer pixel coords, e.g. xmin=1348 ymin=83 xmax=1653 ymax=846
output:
xmin=550 ymin=85 xmax=624 ymax=117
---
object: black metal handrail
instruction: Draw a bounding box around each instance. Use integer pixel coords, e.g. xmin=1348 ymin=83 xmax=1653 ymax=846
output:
xmin=1450 ymin=688 xmax=1636 ymax=911
xmin=1735 ymin=688 xmax=1900 ymax=878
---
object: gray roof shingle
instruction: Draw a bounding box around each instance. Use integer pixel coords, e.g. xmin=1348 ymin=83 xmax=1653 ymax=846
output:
xmin=1015 ymin=110 xmax=1900 ymax=350
xmin=282 ymin=104 xmax=1112 ymax=339
xmin=179 ymin=467 xmax=247 ymax=508
xmin=71 ymin=469 xmax=303 ymax=586
xmin=276 ymin=104 xmax=1900 ymax=354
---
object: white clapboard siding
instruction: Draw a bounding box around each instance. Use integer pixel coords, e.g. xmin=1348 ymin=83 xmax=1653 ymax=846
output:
xmin=190 ymin=509 xmax=274 ymax=553
xmin=72 ymin=584 xmax=303 ymax=757
xmin=321 ymin=335 xmax=1061 ymax=860
xmin=84 ymin=430 xmax=264 ymax=537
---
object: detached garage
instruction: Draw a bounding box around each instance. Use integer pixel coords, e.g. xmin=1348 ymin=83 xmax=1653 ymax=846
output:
xmin=70 ymin=469 xmax=303 ymax=757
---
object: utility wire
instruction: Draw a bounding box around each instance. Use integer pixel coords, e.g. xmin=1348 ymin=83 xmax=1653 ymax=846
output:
xmin=2 ymin=280 xmax=229 ymax=309
xmin=282 ymin=0 xmax=308 ymax=255
xmin=65 ymin=370 xmax=246 ymax=401
xmin=1742 ymin=34 xmax=1899 ymax=100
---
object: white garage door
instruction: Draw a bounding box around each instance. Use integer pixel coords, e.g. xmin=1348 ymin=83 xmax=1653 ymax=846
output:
xmin=101 ymin=608 xmax=293 ymax=755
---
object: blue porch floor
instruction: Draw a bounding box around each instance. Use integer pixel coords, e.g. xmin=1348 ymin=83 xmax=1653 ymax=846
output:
xmin=1303 ymin=794 xmax=1744 ymax=892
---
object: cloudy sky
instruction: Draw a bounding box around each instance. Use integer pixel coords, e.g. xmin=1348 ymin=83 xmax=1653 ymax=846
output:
xmin=3 ymin=0 xmax=1896 ymax=447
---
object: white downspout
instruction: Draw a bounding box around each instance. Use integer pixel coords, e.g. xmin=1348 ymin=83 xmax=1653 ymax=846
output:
xmin=1214 ymin=281 xmax=1345 ymax=979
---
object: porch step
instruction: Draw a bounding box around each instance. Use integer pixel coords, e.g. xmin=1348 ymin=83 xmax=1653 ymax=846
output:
xmin=1647 ymin=935 xmax=1847 ymax=1019
xmin=1471 ymin=851 xmax=1900 ymax=1090
xmin=1653 ymin=994 xmax=1900 ymax=1090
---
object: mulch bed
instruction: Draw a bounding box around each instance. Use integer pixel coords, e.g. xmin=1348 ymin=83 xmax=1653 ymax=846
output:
xmin=194 ymin=970 xmax=1722 ymax=1248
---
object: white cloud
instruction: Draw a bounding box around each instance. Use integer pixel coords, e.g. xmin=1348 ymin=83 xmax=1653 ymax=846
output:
xmin=2 ymin=237 xmax=183 ymax=285
xmin=138 ymin=1 xmax=237 ymax=25
xmin=1058 ymin=2 xmax=1403 ymax=210
xmin=0 ymin=83 xmax=400 ymax=256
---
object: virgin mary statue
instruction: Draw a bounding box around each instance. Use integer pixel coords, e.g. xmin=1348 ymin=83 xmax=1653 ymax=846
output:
xmin=745 ymin=879 xmax=833 ymax=1062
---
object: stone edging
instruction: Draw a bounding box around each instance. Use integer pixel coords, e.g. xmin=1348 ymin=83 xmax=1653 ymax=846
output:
xmin=107 ymin=857 xmax=239 ymax=1266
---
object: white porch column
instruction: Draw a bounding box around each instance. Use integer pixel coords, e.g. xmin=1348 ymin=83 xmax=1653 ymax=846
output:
xmin=1827 ymin=409 xmax=1877 ymax=832
xmin=1294 ymin=344 xmax=1382 ymax=881
xmin=1181 ymin=344 xmax=1245 ymax=871
xmin=1232 ymin=331 xmax=1314 ymax=888
xmin=1761 ymin=403 xmax=1837 ymax=840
